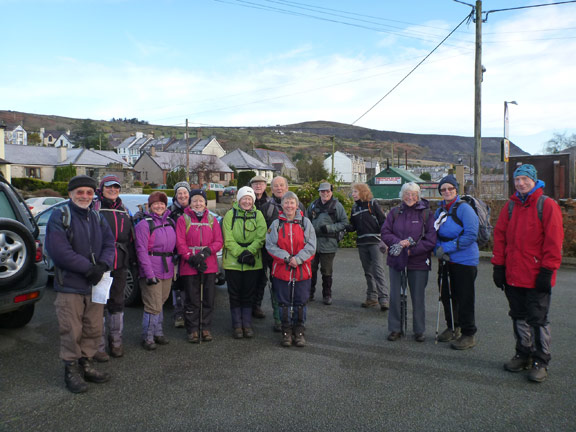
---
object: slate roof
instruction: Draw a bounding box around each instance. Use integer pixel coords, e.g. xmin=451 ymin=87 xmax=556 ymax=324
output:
xmin=253 ymin=148 xmax=296 ymax=169
xmin=221 ymin=149 xmax=274 ymax=171
xmin=143 ymin=151 xmax=233 ymax=173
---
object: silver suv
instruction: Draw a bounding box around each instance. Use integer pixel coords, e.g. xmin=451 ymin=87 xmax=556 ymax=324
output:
xmin=0 ymin=174 xmax=47 ymax=328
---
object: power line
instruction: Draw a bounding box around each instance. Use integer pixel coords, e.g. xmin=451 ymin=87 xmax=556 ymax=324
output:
xmin=352 ymin=11 xmax=473 ymax=125
xmin=485 ymin=1 xmax=576 ymax=21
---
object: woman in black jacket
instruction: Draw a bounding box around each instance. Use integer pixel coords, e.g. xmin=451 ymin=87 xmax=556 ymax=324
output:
xmin=348 ymin=183 xmax=389 ymax=310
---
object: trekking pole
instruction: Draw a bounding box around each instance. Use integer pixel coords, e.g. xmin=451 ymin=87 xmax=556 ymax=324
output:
xmin=444 ymin=260 xmax=456 ymax=339
xmin=400 ymin=268 xmax=408 ymax=338
xmin=198 ymin=271 xmax=204 ymax=345
xmin=289 ymin=277 xmax=296 ymax=329
xmin=435 ymin=260 xmax=443 ymax=344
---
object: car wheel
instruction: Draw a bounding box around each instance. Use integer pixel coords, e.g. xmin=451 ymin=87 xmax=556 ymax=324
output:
xmin=124 ymin=266 xmax=141 ymax=306
xmin=0 ymin=304 xmax=35 ymax=328
xmin=0 ymin=219 xmax=35 ymax=287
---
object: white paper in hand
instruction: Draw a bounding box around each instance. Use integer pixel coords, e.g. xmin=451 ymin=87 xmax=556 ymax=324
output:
xmin=92 ymin=271 xmax=113 ymax=304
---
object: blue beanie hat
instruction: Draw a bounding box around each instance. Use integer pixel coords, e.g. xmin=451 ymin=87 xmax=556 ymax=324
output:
xmin=513 ymin=164 xmax=537 ymax=182
xmin=438 ymin=175 xmax=459 ymax=192
xmin=190 ymin=188 xmax=207 ymax=203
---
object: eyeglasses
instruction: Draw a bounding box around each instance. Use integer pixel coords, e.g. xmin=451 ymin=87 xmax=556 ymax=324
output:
xmin=440 ymin=186 xmax=456 ymax=193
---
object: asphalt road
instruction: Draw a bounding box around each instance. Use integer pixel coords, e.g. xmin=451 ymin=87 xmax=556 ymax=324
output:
xmin=1 ymin=250 xmax=575 ymax=432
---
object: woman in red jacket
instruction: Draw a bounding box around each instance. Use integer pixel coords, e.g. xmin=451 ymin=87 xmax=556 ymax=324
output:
xmin=492 ymin=164 xmax=563 ymax=383
xmin=176 ymin=189 xmax=223 ymax=343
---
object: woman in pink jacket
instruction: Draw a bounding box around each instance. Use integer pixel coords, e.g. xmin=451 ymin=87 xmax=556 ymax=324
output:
xmin=176 ymin=189 xmax=223 ymax=343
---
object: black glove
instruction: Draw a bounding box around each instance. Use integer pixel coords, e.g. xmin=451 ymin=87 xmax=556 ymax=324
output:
xmin=535 ymin=268 xmax=553 ymax=293
xmin=435 ymin=246 xmax=451 ymax=262
xmin=196 ymin=260 xmax=208 ymax=273
xmin=146 ymin=277 xmax=159 ymax=285
xmin=493 ymin=265 xmax=506 ymax=290
xmin=188 ymin=254 xmax=205 ymax=267
xmin=320 ymin=225 xmax=329 ymax=234
xmin=200 ymin=247 xmax=211 ymax=257
xmin=85 ymin=263 xmax=107 ymax=285
xmin=238 ymin=250 xmax=255 ymax=266
xmin=344 ymin=224 xmax=354 ymax=233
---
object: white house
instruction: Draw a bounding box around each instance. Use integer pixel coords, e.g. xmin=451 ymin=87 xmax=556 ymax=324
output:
xmin=5 ymin=125 xmax=27 ymax=146
xmin=323 ymin=151 xmax=366 ymax=183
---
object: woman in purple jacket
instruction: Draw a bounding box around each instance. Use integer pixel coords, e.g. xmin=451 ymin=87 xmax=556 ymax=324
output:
xmin=381 ymin=182 xmax=436 ymax=342
xmin=135 ymin=192 xmax=177 ymax=351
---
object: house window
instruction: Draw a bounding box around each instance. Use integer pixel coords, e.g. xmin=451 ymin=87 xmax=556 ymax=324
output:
xmin=220 ymin=172 xmax=226 ymax=181
xmin=25 ymin=167 xmax=40 ymax=179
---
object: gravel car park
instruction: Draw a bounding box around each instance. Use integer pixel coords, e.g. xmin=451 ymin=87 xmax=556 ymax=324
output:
xmin=0 ymin=174 xmax=47 ymax=328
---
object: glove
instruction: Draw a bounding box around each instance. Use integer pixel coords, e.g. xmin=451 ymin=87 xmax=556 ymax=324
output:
xmin=344 ymin=224 xmax=354 ymax=233
xmin=237 ymin=250 xmax=255 ymax=265
xmin=320 ymin=225 xmax=329 ymax=234
xmin=188 ymin=254 xmax=205 ymax=267
xmin=378 ymin=241 xmax=388 ymax=254
xmin=389 ymin=243 xmax=403 ymax=257
xmin=493 ymin=265 xmax=506 ymax=290
xmin=435 ymin=246 xmax=451 ymax=261
xmin=407 ymin=236 xmax=416 ymax=247
xmin=535 ymin=268 xmax=553 ymax=293
xmin=85 ymin=263 xmax=107 ymax=285
xmin=200 ymin=247 xmax=211 ymax=258
xmin=196 ymin=260 xmax=208 ymax=273
xmin=244 ymin=253 xmax=256 ymax=267
xmin=146 ymin=277 xmax=159 ymax=285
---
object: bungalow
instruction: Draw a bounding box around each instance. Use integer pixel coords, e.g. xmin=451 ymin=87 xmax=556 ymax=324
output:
xmin=252 ymin=148 xmax=298 ymax=181
xmin=221 ymin=148 xmax=275 ymax=182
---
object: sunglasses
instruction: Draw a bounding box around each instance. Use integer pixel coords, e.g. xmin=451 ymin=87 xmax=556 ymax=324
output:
xmin=440 ymin=186 xmax=456 ymax=192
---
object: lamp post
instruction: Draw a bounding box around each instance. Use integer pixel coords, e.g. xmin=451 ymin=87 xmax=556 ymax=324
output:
xmin=503 ymin=101 xmax=518 ymax=197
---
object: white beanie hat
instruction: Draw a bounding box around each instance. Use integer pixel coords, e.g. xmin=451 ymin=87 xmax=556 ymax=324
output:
xmin=236 ymin=186 xmax=256 ymax=204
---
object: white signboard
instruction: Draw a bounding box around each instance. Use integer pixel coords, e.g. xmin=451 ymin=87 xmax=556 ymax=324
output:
xmin=375 ymin=177 xmax=402 ymax=185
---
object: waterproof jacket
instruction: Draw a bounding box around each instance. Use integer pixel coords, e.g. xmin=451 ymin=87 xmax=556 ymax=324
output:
xmin=434 ymin=196 xmax=479 ymax=266
xmin=221 ymin=202 xmax=267 ymax=271
xmin=259 ymin=194 xmax=306 ymax=228
xmin=134 ymin=210 xmax=177 ymax=280
xmin=94 ymin=196 xmax=133 ymax=270
xmin=350 ymin=199 xmax=386 ymax=246
xmin=307 ymin=197 xmax=349 ymax=253
xmin=266 ymin=210 xmax=316 ymax=281
xmin=169 ymin=199 xmax=186 ymax=224
xmin=381 ymin=199 xmax=436 ymax=272
xmin=46 ymin=200 xmax=115 ymax=295
xmin=491 ymin=186 xmax=563 ymax=288
xmin=176 ymin=208 xmax=223 ymax=276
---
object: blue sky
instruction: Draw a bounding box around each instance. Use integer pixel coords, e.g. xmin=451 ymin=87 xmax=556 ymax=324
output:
xmin=3 ymin=0 xmax=576 ymax=154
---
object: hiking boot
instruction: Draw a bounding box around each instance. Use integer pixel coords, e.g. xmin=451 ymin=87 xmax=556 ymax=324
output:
xmin=93 ymin=350 xmax=110 ymax=363
xmin=110 ymin=345 xmax=124 ymax=358
xmin=64 ymin=361 xmax=88 ymax=394
xmin=437 ymin=327 xmax=461 ymax=343
xmin=233 ymin=328 xmax=244 ymax=339
xmin=387 ymin=332 xmax=401 ymax=341
xmin=380 ymin=302 xmax=390 ymax=312
xmin=187 ymin=332 xmax=199 ymax=343
xmin=142 ymin=340 xmax=157 ymax=351
xmin=281 ymin=330 xmax=292 ymax=347
xmin=504 ymin=354 xmax=531 ymax=373
xmin=414 ymin=333 xmax=425 ymax=343
xmin=294 ymin=331 xmax=306 ymax=348
xmin=243 ymin=327 xmax=254 ymax=338
xmin=154 ymin=335 xmax=170 ymax=345
xmin=361 ymin=299 xmax=379 ymax=308
xmin=174 ymin=315 xmax=185 ymax=328
xmin=201 ymin=330 xmax=213 ymax=342
xmin=323 ymin=296 xmax=332 ymax=305
xmin=79 ymin=358 xmax=110 ymax=384
xmin=451 ymin=334 xmax=476 ymax=350
xmin=252 ymin=306 xmax=266 ymax=319
xmin=528 ymin=361 xmax=548 ymax=383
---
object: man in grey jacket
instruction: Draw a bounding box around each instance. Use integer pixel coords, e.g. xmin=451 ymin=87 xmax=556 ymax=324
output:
xmin=307 ymin=182 xmax=349 ymax=305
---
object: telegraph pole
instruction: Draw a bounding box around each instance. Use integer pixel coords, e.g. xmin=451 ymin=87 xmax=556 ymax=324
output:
xmin=331 ymin=136 xmax=335 ymax=177
xmin=185 ymin=119 xmax=189 ymax=183
xmin=473 ymin=0 xmax=483 ymax=195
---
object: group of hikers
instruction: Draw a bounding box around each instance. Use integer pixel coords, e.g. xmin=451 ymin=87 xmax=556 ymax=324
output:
xmin=45 ymin=163 xmax=563 ymax=393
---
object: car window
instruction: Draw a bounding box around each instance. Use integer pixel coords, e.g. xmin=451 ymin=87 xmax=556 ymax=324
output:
xmin=45 ymin=197 xmax=63 ymax=205
xmin=36 ymin=210 xmax=53 ymax=227
xmin=0 ymin=191 xmax=17 ymax=219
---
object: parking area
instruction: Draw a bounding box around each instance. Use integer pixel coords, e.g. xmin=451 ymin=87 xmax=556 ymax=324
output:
xmin=1 ymin=250 xmax=575 ymax=431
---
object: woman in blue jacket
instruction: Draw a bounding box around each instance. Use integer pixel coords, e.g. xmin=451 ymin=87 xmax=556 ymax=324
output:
xmin=434 ymin=175 xmax=479 ymax=350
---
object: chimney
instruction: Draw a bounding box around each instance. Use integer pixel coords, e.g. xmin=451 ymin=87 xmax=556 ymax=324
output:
xmin=58 ymin=146 xmax=67 ymax=163
xmin=150 ymin=146 xmax=156 ymax=157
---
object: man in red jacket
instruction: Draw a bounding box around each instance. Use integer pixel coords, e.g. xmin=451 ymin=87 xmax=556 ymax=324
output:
xmin=492 ymin=164 xmax=564 ymax=383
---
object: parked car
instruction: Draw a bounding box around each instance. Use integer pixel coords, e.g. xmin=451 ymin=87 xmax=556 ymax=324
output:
xmin=25 ymin=196 xmax=65 ymax=216
xmin=223 ymin=186 xmax=237 ymax=196
xmin=203 ymin=182 xmax=225 ymax=192
xmin=0 ymin=174 xmax=47 ymax=328
xmin=35 ymin=193 xmax=225 ymax=307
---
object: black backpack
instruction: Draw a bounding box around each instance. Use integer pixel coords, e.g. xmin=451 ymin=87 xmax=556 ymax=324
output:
xmin=449 ymin=195 xmax=492 ymax=248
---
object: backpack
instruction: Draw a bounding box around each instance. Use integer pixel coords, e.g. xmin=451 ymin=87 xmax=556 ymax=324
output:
xmin=144 ymin=216 xmax=175 ymax=235
xmin=507 ymin=194 xmax=548 ymax=222
xmin=182 ymin=212 xmax=215 ymax=234
xmin=61 ymin=205 xmax=106 ymax=243
xmin=449 ymin=195 xmax=492 ymax=248
xmin=309 ymin=198 xmax=346 ymax=243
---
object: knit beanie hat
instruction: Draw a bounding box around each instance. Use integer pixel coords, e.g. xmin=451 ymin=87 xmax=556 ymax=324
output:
xmin=190 ymin=189 xmax=207 ymax=203
xmin=437 ymin=175 xmax=459 ymax=193
xmin=236 ymin=186 xmax=256 ymax=203
xmin=173 ymin=181 xmax=191 ymax=195
xmin=513 ymin=164 xmax=537 ymax=182
xmin=148 ymin=191 xmax=168 ymax=206
xmin=68 ymin=175 xmax=97 ymax=192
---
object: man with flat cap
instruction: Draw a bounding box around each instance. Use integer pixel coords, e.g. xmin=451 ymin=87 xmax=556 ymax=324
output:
xmin=46 ymin=175 xmax=115 ymax=393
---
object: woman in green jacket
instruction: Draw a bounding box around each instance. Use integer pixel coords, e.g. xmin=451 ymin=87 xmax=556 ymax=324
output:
xmin=222 ymin=186 xmax=267 ymax=339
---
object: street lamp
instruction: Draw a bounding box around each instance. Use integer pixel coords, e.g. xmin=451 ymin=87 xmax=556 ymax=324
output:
xmin=503 ymin=101 xmax=518 ymax=197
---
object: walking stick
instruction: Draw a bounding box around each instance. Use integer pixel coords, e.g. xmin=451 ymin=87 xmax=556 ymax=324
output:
xmin=435 ymin=260 xmax=443 ymax=344
xmin=400 ymin=268 xmax=408 ymax=338
xmin=445 ymin=261 xmax=456 ymax=339
xmin=198 ymin=271 xmax=204 ymax=344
